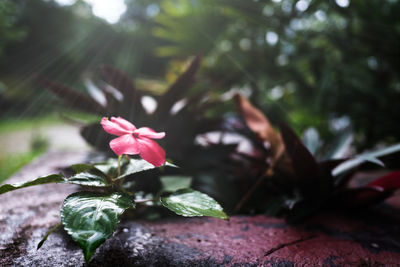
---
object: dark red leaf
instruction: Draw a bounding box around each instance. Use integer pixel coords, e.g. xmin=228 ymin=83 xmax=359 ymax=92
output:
xmin=319 ymin=159 xmax=347 ymax=176
xmin=155 ymin=55 xmax=201 ymax=120
xmin=100 ymin=65 xmax=144 ymax=117
xmin=366 ymin=171 xmax=400 ymax=191
xmin=279 ymin=123 xmax=320 ymax=182
xmin=234 ymin=94 xmax=284 ymax=161
xmin=33 ymin=75 xmax=105 ymax=114
xmin=332 ymin=187 xmax=388 ymax=209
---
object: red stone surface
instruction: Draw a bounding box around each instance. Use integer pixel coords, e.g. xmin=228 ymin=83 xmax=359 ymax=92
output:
xmin=145 ymin=213 xmax=400 ymax=266
xmin=1 ymin=152 xmax=400 ymax=266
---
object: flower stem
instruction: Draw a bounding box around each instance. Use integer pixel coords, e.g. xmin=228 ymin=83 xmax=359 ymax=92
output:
xmin=117 ymin=155 xmax=122 ymax=177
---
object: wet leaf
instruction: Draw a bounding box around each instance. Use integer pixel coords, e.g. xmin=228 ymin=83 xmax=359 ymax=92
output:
xmin=161 ymin=188 xmax=228 ymax=220
xmin=65 ymin=170 xmax=110 ymax=187
xmin=0 ymin=174 xmax=65 ymax=194
xmin=115 ymin=158 xmax=178 ymax=180
xmin=61 ymin=192 xmax=135 ymax=262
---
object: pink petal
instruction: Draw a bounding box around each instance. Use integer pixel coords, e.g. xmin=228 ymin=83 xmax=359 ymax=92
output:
xmin=135 ymin=127 xmax=165 ymax=139
xmin=111 ymin=116 xmax=136 ymax=132
xmin=101 ymin=117 xmax=132 ymax=136
xmin=137 ymin=137 xmax=166 ymax=167
xmin=109 ymin=134 xmax=140 ymax=156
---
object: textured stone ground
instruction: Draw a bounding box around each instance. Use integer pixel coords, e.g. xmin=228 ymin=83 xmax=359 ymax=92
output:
xmin=1 ymin=152 xmax=400 ymax=266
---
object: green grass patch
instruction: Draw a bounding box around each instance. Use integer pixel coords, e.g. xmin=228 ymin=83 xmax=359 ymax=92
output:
xmin=0 ymin=148 xmax=46 ymax=184
xmin=0 ymin=111 xmax=99 ymax=135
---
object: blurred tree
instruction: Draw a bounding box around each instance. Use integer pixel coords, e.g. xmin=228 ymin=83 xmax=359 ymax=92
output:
xmin=0 ymin=0 xmax=167 ymax=117
xmin=153 ymin=0 xmax=400 ymax=149
xmin=0 ymin=1 xmax=25 ymax=59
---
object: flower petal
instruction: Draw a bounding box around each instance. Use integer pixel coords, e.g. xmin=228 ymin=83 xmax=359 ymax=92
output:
xmin=111 ymin=116 xmax=136 ymax=132
xmin=101 ymin=117 xmax=132 ymax=136
xmin=135 ymin=127 xmax=165 ymax=139
xmin=109 ymin=134 xmax=140 ymax=156
xmin=137 ymin=137 xmax=166 ymax=167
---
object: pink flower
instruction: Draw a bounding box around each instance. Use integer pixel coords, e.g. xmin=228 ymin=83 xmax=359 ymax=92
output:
xmin=101 ymin=116 xmax=166 ymax=167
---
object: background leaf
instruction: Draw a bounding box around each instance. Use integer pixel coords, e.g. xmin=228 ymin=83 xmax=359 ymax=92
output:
xmin=155 ymin=55 xmax=201 ymax=122
xmin=366 ymin=171 xmax=400 ymax=191
xmin=61 ymin=191 xmax=135 ymax=262
xmin=235 ymin=94 xmax=284 ymax=161
xmin=332 ymin=143 xmax=400 ymax=177
xmin=161 ymin=188 xmax=228 ymax=220
xmin=0 ymin=174 xmax=65 ymax=194
xmin=302 ymin=127 xmax=320 ymax=156
xmin=160 ymin=175 xmax=192 ymax=192
xmin=33 ymin=75 xmax=105 ymax=114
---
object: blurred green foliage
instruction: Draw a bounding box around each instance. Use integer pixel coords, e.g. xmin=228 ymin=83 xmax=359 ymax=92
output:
xmin=0 ymin=0 xmax=167 ymax=118
xmin=0 ymin=0 xmax=399 ymax=149
xmin=153 ymin=0 xmax=400 ymax=148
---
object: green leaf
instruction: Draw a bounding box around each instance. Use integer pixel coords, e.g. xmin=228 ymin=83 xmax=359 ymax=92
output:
xmin=61 ymin=192 xmax=135 ymax=263
xmin=0 ymin=174 xmax=65 ymax=194
xmin=332 ymin=143 xmax=400 ymax=177
xmin=70 ymin=163 xmax=94 ymax=174
xmin=161 ymin=189 xmax=228 ymax=220
xmin=94 ymin=158 xmax=121 ymax=177
xmin=115 ymin=158 xmax=178 ymax=180
xmin=65 ymin=170 xmax=110 ymax=187
xmin=160 ymin=175 xmax=192 ymax=192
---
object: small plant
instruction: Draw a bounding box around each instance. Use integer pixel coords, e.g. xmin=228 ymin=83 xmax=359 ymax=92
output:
xmin=233 ymin=94 xmax=400 ymax=223
xmin=0 ymin=116 xmax=228 ymax=263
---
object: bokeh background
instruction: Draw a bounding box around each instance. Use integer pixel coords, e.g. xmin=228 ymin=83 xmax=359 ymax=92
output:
xmin=0 ymin=0 xmax=399 ymax=183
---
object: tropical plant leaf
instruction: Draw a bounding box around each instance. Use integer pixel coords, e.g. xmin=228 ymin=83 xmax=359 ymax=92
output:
xmin=331 ymin=187 xmax=388 ymax=209
xmin=155 ymin=55 xmax=201 ymax=121
xmin=161 ymin=188 xmax=228 ymax=220
xmin=366 ymin=171 xmax=400 ymax=191
xmin=65 ymin=170 xmax=110 ymax=187
xmin=101 ymin=65 xmax=138 ymax=102
xmin=321 ymin=129 xmax=353 ymax=160
xmin=235 ymin=94 xmax=284 ymax=161
xmin=61 ymin=191 xmax=135 ymax=262
xmin=100 ymin=65 xmax=144 ymax=117
xmin=80 ymin=123 xmax=111 ymax=151
xmin=279 ymin=124 xmax=321 ymax=182
xmin=0 ymin=174 xmax=65 ymax=194
xmin=33 ymin=75 xmax=105 ymax=114
xmin=160 ymin=175 xmax=192 ymax=192
xmin=332 ymin=143 xmax=400 ymax=177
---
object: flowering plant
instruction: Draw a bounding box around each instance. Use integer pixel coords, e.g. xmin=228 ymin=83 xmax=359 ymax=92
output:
xmin=0 ymin=117 xmax=228 ymax=263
